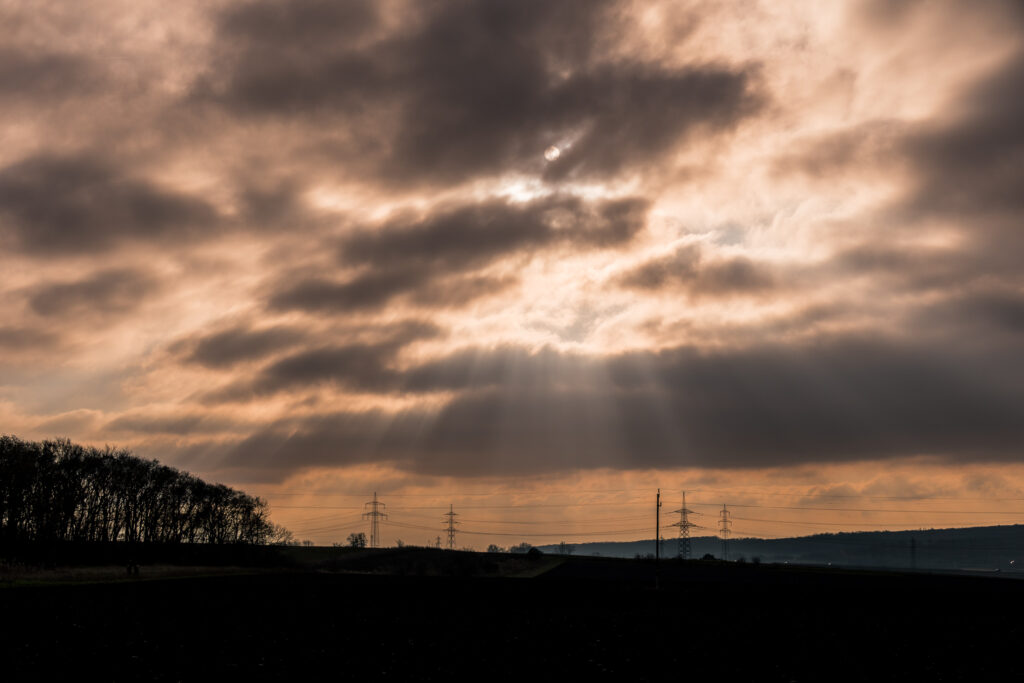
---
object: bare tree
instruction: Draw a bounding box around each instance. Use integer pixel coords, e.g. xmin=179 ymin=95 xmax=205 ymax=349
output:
xmin=0 ymin=435 xmax=283 ymax=546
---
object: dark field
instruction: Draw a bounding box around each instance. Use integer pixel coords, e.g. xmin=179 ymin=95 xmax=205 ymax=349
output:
xmin=2 ymin=551 xmax=1022 ymax=681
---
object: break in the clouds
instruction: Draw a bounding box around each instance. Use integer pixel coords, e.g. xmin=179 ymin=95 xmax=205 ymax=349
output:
xmin=2 ymin=0 xmax=1024 ymax=496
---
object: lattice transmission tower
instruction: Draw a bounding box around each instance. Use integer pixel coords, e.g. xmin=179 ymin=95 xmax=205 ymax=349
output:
xmin=719 ymin=503 xmax=732 ymax=561
xmin=444 ymin=504 xmax=459 ymax=550
xmin=671 ymin=491 xmax=697 ymax=559
xmin=362 ymin=492 xmax=387 ymax=548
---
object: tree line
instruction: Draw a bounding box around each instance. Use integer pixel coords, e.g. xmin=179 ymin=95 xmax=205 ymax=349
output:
xmin=0 ymin=435 xmax=285 ymax=545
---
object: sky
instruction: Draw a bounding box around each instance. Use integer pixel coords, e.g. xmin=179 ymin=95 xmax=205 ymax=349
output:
xmin=3 ymin=0 xmax=1024 ymax=547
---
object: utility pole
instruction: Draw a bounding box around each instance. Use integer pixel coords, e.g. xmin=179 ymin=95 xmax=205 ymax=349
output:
xmin=655 ymin=489 xmax=662 ymax=561
xmin=671 ymin=491 xmax=697 ymax=559
xmin=719 ymin=504 xmax=732 ymax=561
xmin=444 ymin=504 xmax=458 ymax=550
xmin=362 ymin=492 xmax=387 ymax=548
xmin=655 ymin=489 xmax=662 ymax=590
xmin=911 ymin=536 xmax=917 ymax=570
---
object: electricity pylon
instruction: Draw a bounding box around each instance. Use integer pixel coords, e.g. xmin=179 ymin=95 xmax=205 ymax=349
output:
xmin=444 ymin=504 xmax=459 ymax=550
xmin=671 ymin=491 xmax=697 ymax=559
xmin=362 ymin=492 xmax=387 ymax=548
xmin=719 ymin=503 xmax=732 ymax=560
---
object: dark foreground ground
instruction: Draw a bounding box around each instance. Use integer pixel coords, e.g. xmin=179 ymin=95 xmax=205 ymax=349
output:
xmin=2 ymin=551 xmax=1022 ymax=681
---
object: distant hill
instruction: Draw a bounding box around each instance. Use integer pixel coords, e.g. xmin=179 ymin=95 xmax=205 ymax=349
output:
xmin=539 ymin=524 xmax=1024 ymax=572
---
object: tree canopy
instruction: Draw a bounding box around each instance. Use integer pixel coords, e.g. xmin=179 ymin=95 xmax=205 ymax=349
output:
xmin=0 ymin=435 xmax=277 ymax=545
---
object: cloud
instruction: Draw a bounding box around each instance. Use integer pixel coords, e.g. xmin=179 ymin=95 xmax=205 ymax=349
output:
xmin=249 ymin=343 xmax=403 ymax=394
xmin=617 ymin=244 xmax=775 ymax=297
xmin=6 ymin=0 xmax=1024 ymax=499
xmin=203 ymin=0 xmax=763 ymax=185
xmin=32 ymin=409 xmax=102 ymax=436
xmin=194 ymin=330 xmax=1024 ymax=479
xmin=270 ymin=195 xmax=648 ymax=312
xmin=104 ymin=411 xmax=247 ymax=436
xmin=901 ymin=50 xmax=1024 ymax=227
xmin=0 ymin=154 xmax=220 ymax=254
xmin=205 ymin=319 xmax=444 ymax=400
xmin=341 ymin=196 xmax=645 ymax=267
xmin=26 ymin=268 xmax=160 ymax=317
xmin=0 ymin=47 xmax=102 ymax=103
xmin=0 ymin=326 xmax=61 ymax=352
xmin=174 ymin=324 xmax=307 ymax=369
xmin=913 ymin=289 xmax=1024 ymax=336
xmin=770 ymin=120 xmax=904 ymax=179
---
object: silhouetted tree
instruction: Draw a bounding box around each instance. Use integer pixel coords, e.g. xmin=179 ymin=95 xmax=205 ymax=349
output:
xmin=347 ymin=532 xmax=367 ymax=548
xmin=0 ymin=435 xmax=280 ymax=546
xmin=270 ymin=524 xmax=295 ymax=545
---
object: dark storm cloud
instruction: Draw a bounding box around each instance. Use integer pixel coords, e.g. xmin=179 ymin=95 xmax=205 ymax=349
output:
xmin=617 ymin=245 xmax=775 ymax=297
xmin=254 ymin=343 xmax=402 ymax=393
xmin=341 ymin=196 xmax=647 ymax=267
xmin=206 ymin=320 xmax=443 ymax=400
xmin=218 ymin=0 xmax=378 ymax=46
xmin=205 ymin=0 xmax=762 ymax=184
xmin=215 ymin=334 xmax=1024 ymax=479
xmin=0 ymin=154 xmax=220 ymax=254
xmin=914 ymin=289 xmax=1024 ymax=336
xmin=26 ymin=268 xmax=160 ymax=317
xmin=538 ymin=64 xmax=761 ymax=182
xmin=902 ymin=50 xmax=1024 ymax=225
xmin=213 ymin=344 xmax=578 ymax=401
xmin=270 ymin=196 xmax=648 ymax=312
xmin=0 ymin=47 xmax=102 ymax=102
xmin=830 ymin=244 xmax=977 ymax=292
xmin=270 ymin=269 xmax=428 ymax=313
xmin=269 ymin=269 xmax=515 ymax=313
xmin=173 ymin=325 xmax=307 ymax=369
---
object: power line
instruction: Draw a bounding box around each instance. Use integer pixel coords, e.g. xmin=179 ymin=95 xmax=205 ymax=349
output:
xmin=274 ymin=500 xmax=1024 ymax=516
xmin=675 ymin=487 xmax=1024 ymax=503
xmin=257 ymin=486 xmax=1024 ymax=503
xmin=273 ymin=489 xmax=1024 ymax=546
xmin=689 ymin=502 xmax=1024 ymax=515
xmin=383 ymin=519 xmax=658 ymax=538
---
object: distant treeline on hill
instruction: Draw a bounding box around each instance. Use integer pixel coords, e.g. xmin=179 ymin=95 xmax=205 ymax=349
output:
xmin=541 ymin=525 xmax=1024 ymax=571
xmin=1 ymin=435 xmax=281 ymax=545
